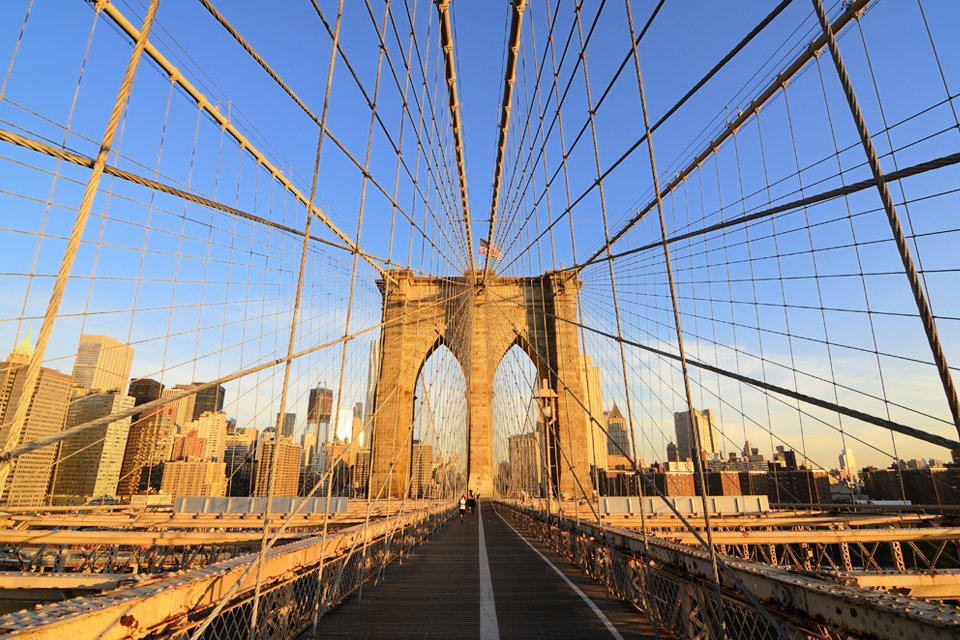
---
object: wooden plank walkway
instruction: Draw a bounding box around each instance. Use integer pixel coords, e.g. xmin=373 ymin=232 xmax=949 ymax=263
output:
xmin=312 ymin=501 xmax=660 ymax=639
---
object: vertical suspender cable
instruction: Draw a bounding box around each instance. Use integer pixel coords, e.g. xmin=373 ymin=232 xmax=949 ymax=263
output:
xmin=248 ymin=0 xmax=346 ymax=635
xmin=619 ymin=1 xmax=730 ymax=632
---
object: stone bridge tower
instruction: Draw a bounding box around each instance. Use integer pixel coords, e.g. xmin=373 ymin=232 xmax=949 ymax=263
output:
xmin=369 ymin=269 xmax=594 ymax=498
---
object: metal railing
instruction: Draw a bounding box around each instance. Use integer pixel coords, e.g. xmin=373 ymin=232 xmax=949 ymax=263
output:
xmin=0 ymin=505 xmax=454 ymax=639
xmin=495 ymin=501 xmax=960 ymax=640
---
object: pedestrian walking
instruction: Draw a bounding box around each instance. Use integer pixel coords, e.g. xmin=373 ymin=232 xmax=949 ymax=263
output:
xmin=459 ymin=495 xmax=467 ymax=522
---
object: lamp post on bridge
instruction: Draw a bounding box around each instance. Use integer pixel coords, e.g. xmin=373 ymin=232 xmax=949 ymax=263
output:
xmin=534 ymin=380 xmax=558 ymax=528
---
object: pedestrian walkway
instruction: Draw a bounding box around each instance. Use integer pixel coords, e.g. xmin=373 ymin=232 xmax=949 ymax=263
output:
xmin=313 ymin=501 xmax=659 ymax=639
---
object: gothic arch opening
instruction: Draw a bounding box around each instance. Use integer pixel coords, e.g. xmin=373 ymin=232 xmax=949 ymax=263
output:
xmin=491 ymin=343 xmax=542 ymax=498
xmin=409 ymin=339 xmax=466 ymax=499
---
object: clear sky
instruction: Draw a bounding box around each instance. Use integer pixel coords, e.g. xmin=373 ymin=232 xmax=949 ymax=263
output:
xmin=0 ymin=0 xmax=958 ymax=473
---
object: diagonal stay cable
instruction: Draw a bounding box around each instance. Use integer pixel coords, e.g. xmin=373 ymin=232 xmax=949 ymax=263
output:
xmin=197 ymin=0 xmax=465 ymax=275
xmin=98 ymin=0 xmax=392 ymax=278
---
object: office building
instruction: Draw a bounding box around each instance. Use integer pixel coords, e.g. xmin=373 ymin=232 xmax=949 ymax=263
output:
xmin=331 ymin=407 xmax=354 ymax=442
xmin=508 ymin=431 xmax=541 ymax=496
xmin=254 ymin=435 xmax=302 ymax=497
xmin=129 ymin=378 xmax=163 ymax=407
xmin=674 ymin=408 xmax=719 ymax=462
xmin=353 ymin=448 xmax=371 ymax=496
xmin=52 ymin=392 xmax=134 ymax=505
xmin=580 ymin=355 xmax=607 ymax=475
xmin=411 ymin=440 xmax=434 ymax=498
xmin=128 ymin=378 xmax=163 ymax=423
xmin=308 ymin=386 xmax=333 ymax=425
xmin=225 ymin=427 xmax=258 ymax=496
xmin=191 ymin=411 xmax=227 ymax=461
xmin=315 ymin=439 xmax=352 ymax=494
xmin=839 ymin=447 xmax=859 ymax=484
xmin=276 ymin=412 xmax=296 ymax=438
xmin=161 ymin=460 xmax=227 ymax=497
xmin=0 ymin=333 xmax=72 ymax=506
xmin=301 ymin=425 xmax=319 ymax=470
xmin=605 ymin=404 xmax=630 ymax=458
xmin=192 ymin=384 xmax=225 ymax=421
xmin=171 ymin=431 xmax=207 ymax=461
xmin=352 ymin=402 xmax=364 ymax=447
xmin=365 ymin=339 xmax=381 ymax=420
xmin=72 ymin=334 xmax=134 ymax=394
xmin=161 ymin=386 xmax=196 ymax=429
xmin=118 ymin=404 xmax=176 ymax=496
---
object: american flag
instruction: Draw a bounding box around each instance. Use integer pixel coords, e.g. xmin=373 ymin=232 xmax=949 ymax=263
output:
xmin=479 ymin=239 xmax=502 ymax=260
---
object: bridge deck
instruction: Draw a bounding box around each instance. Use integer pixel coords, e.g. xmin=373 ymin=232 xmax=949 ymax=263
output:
xmin=312 ymin=502 xmax=659 ymax=639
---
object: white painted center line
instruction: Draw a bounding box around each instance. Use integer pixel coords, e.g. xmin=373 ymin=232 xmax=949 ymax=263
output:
xmin=478 ymin=501 xmax=500 ymax=640
xmin=496 ymin=509 xmax=625 ymax=640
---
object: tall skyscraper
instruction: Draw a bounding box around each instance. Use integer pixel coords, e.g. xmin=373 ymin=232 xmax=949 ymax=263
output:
xmin=118 ymin=404 xmax=176 ymax=496
xmin=352 ymin=402 xmax=364 ymax=447
xmin=72 ymin=335 xmax=134 ymax=394
xmin=156 ymin=383 xmax=225 ymax=427
xmin=128 ymin=378 xmax=163 ymax=424
xmin=605 ymin=404 xmax=630 ymax=457
xmin=331 ymin=407 xmax=353 ymax=442
xmin=308 ymin=386 xmax=333 ymax=425
xmin=0 ymin=333 xmax=72 ymax=506
xmin=52 ymin=392 xmax=134 ymax=505
xmin=301 ymin=426 xmax=319 ymax=470
xmin=580 ymin=355 xmax=607 ymax=474
xmin=508 ymin=432 xmax=541 ymax=495
xmin=276 ymin=412 xmax=296 ymax=438
xmin=254 ymin=434 xmax=302 ymax=497
xmin=365 ymin=339 xmax=381 ymax=420
xmin=225 ymin=427 xmax=258 ymax=496
xmin=161 ymin=386 xmax=197 ymax=429
xmin=191 ymin=411 xmax=227 ymax=461
xmin=353 ymin=448 xmax=371 ymax=496
xmin=411 ymin=440 xmax=434 ymax=498
xmin=674 ymin=408 xmax=719 ymax=462
xmin=839 ymin=448 xmax=859 ymax=484
xmin=192 ymin=384 xmax=225 ymax=421
xmin=317 ymin=439 xmax=350 ymax=473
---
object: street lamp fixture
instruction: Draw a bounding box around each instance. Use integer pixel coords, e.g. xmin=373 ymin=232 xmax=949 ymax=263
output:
xmin=534 ymin=379 xmax=558 ymax=520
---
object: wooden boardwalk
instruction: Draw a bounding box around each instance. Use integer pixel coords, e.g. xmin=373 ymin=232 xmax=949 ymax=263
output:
xmin=312 ymin=502 xmax=659 ymax=639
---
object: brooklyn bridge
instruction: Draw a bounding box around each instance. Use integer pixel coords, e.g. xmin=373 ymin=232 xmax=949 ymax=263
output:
xmin=0 ymin=0 xmax=958 ymax=637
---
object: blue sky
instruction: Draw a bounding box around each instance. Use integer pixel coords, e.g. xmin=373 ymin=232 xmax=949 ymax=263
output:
xmin=0 ymin=0 xmax=958 ymax=472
